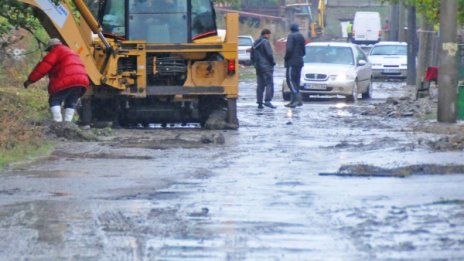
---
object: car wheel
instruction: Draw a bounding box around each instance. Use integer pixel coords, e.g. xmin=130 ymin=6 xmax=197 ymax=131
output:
xmin=346 ymin=81 xmax=358 ymax=102
xmin=362 ymin=79 xmax=373 ymax=99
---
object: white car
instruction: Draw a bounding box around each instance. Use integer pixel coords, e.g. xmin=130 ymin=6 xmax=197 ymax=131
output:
xmin=238 ymin=35 xmax=254 ymax=65
xmin=282 ymin=42 xmax=372 ymax=101
xmin=368 ymin=41 xmax=407 ymax=78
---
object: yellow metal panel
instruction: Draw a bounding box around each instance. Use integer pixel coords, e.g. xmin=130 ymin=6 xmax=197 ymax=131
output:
xmin=20 ymin=0 xmax=102 ymax=85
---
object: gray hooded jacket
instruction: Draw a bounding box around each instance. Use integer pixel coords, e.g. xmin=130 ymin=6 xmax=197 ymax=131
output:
xmin=250 ymin=36 xmax=276 ymax=73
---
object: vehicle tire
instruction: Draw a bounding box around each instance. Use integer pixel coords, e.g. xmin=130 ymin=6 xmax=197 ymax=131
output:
xmin=362 ymin=79 xmax=373 ymax=99
xmin=282 ymin=91 xmax=291 ymax=101
xmin=346 ymin=81 xmax=358 ymax=102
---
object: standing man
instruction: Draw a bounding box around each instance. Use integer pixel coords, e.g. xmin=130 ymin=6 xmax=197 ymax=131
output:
xmin=250 ymin=28 xmax=276 ymax=109
xmin=23 ymin=38 xmax=89 ymax=123
xmin=383 ymin=19 xmax=391 ymax=41
xmin=284 ymin=23 xmax=305 ymax=108
xmin=346 ymin=21 xmax=353 ymax=42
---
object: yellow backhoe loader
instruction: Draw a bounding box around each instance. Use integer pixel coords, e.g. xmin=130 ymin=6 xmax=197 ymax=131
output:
xmin=19 ymin=0 xmax=239 ymax=128
xmin=285 ymin=0 xmax=325 ymax=40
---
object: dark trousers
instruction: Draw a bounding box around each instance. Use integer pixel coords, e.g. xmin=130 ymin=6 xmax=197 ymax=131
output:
xmin=347 ymin=35 xmax=352 ymax=43
xmin=256 ymin=70 xmax=274 ymax=104
xmin=286 ymin=65 xmax=302 ymax=94
xmin=49 ymin=87 xmax=86 ymax=109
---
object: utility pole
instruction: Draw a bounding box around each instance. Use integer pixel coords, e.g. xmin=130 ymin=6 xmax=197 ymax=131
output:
xmin=406 ymin=5 xmax=416 ymax=85
xmin=390 ymin=4 xmax=399 ymax=41
xmin=438 ymin=0 xmax=459 ymax=123
xmin=398 ymin=0 xmax=406 ymax=42
xmin=416 ymin=17 xmax=434 ymax=89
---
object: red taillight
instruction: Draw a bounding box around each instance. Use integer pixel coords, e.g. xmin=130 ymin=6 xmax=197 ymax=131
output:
xmin=378 ymin=31 xmax=382 ymax=36
xmin=246 ymin=48 xmax=251 ymax=53
xmin=228 ymin=59 xmax=236 ymax=75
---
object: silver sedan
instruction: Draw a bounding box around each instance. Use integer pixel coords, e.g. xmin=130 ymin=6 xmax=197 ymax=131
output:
xmin=283 ymin=42 xmax=373 ymax=101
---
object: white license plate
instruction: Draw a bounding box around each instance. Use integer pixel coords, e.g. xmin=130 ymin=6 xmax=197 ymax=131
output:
xmin=384 ymin=69 xmax=400 ymax=73
xmin=305 ymin=83 xmax=327 ymax=90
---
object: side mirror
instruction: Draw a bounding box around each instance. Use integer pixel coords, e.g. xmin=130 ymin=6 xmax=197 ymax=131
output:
xmin=358 ymin=59 xmax=367 ymax=66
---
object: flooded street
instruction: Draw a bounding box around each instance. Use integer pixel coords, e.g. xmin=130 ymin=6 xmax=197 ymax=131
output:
xmin=1 ymin=66 xmax=464 ymax=260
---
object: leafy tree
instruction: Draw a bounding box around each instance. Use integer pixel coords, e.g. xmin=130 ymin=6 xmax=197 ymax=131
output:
xmin=380 ymin=0 xmax=464 ymax=24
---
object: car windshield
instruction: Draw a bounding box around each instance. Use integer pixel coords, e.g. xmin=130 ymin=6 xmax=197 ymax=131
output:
xmin=238 ymin=37 xmax=253 ymax=46
xmin=370 ymin=45 xmax=407 ymax=55
xmin=304 ymin=46 xmax=354 ymax=65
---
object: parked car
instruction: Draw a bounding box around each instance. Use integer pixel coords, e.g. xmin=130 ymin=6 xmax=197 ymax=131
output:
xmin=282 ymin=42 xmax=372 ymax=101
xmin=368 ymin=41 xmax=407 ymax=79
xmin=238 ymin=35 xmax=254 ymax=65
xmin=352 ymin=11 xmax=381 ymax=45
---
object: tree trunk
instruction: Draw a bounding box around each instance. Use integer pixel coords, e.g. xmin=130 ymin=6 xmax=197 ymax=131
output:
xmin=437 ymin=0 xmax=459 ymax=123
xmin=398 ymin=0 xmax=406 ymax=42
xmin=416 ymin=16 xmax=434 ymax=89
xmin=406 ymin=5 xmax=416 ymax=85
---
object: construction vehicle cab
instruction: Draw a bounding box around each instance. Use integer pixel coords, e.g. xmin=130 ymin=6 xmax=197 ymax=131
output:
xmin=19 ymin=0 xmax=239 ymax=128
xmin=97 ymin=0 xmax=217 ymax=43
xmin=284 ymin=0 xmax=325 ymax=40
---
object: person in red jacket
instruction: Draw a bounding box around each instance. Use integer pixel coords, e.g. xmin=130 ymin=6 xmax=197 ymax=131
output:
xmin=23 ymin=38 xmax=89 ymax=122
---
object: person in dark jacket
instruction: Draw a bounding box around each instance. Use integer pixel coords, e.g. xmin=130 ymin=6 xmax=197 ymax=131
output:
xmin=23 ymin=38 xmax=89 ymax=122
xmin=284 ymin=23 xmax=306 ymax=108
xmin=250 ymin=29 xmax=276 ymax=109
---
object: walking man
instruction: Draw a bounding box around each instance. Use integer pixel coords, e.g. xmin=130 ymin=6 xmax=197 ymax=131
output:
xmin=284 ymin=23 xmax=305 ymax=108
xmin=23 ymin=38 xmax=89 ymax=122
xmin=251 ymin=29 xmax=276 ymax=109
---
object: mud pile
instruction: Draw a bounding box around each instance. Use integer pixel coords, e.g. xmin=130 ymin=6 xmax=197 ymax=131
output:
xmin=47 ymin=122 xmax=100 ymax=141
xmin=320 ymin=164 xmax=464 ymax=177
xmin=357 ymin=97 xmax=435 ymax=118
xmin=415 ymin=119 xmax=464 ymax=151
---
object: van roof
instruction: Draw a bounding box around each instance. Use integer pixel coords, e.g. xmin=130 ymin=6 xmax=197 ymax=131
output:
xmin=354 ymin=11 xmax=380 ymax=15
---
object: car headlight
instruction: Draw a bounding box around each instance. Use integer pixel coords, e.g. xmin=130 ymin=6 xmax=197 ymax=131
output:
xmin=372 ymin=63 xmax=382 ymax=67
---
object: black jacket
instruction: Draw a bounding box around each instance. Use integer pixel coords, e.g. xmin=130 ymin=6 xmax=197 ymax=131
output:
xmin=284 ymin=31 xmax=306 ymax=68
xmin=251 ymin=37 xmax=275 ymax=72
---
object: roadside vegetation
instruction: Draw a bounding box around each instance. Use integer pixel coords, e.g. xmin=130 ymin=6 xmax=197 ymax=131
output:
xmin=0 ymin=32 xmax=51 ymax=169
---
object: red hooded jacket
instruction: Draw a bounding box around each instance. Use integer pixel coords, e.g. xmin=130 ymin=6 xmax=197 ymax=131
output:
xmin=28 ymin=44 xmax=89 ymax=95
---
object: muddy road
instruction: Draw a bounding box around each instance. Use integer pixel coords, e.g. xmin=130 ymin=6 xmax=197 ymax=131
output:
xmin=1 ymin=66 xmax=464 ymax=260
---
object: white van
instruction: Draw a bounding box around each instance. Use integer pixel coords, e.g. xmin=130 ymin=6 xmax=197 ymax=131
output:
xmin=352 ymin=11 xmax=381 ymax=45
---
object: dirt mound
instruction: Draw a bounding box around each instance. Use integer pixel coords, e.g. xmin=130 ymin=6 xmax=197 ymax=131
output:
xmin=351 ymin=97 xmax=435 ymax=118
xmin=427 ymin=134 xmax=464 ymax=151
xmin=47 ymin=122 xmax=100 ymax=141
xmin=320 ymin=164 xmax=464 ymax=177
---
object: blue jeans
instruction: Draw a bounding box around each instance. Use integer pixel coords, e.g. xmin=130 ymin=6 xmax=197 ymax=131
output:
xmin=49 ymin=87 xmax=86 ymax=109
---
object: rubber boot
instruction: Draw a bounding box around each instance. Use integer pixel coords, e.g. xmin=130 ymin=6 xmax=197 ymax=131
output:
xmin=64 ymin=108 xmax=75 ymax=122
xmin=50 ymin=106 xmax=63 ymax=122
xmin=284 ymin=93 xmax=295 ymax=107
xmin=293 ymin=93 xmax=303 ymax=107
xmin=287 ymin=93 xmax=303 ymax=108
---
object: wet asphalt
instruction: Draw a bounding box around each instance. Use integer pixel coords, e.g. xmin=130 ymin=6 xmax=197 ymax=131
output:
xmin=0 ymin=65 xmax=464 ymax=260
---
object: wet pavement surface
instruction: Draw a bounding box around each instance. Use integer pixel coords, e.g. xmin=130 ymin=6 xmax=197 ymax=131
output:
xmin=1 ymin=66 xmax=464 ymax=260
